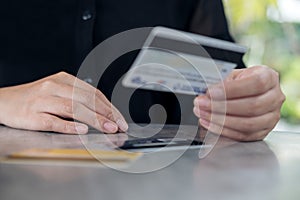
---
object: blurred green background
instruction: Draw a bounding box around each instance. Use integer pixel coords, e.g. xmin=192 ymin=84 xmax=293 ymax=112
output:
xmin=223 ymin=0 xmax=300 ymax=125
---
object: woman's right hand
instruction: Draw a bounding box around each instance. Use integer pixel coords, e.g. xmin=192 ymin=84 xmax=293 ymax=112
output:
xmin=0 ymin=72 xmax=128 ymax=134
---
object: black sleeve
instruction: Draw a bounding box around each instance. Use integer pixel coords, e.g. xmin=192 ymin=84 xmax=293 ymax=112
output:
xmin=188 ymin=0 xmax=246 ymax=68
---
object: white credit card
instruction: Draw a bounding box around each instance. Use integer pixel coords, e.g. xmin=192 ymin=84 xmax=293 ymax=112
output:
xmin=122 ymin=27 xmax=247 ymax=95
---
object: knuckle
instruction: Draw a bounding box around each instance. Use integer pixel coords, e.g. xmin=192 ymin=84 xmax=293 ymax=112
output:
xmin=95 ymin=97 xmax=115 ymax=118
xmin=39 ymin=79 xmax=57 ymax=91
xmin=62 ymin=122 xmax=71 ymax=133
xmin=41 ymin=117 xmax=54 ymax=130
xmin=106 ymin=110 xmax=115 ymax=121
xmin=272 ymin=89 xmax=285 ymax=109
xmin=280 ymin=92 xmax=286 ymax=105
xmin=253 ymin=73 xmax=269 ymax=91
xmin=56 ymin=71 xmax=72 ymax=79
xmin=62 ymin=100 xmax=73 ymax=115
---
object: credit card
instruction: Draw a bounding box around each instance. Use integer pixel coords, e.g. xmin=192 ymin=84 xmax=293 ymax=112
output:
xmin=122 ymin=27 xmax=247 ymax=95
xmin=119 ymin=138 xmax=203 ymax=150
xmin=1 ymin=148 xmax=142 ymax=167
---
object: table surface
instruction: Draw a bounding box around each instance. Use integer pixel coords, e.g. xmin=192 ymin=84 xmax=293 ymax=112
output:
xmin=0 ymin=124 xmax=300 ymax=200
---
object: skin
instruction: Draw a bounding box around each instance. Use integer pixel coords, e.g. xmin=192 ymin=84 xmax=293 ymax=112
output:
xmin=193 ymin=65 xmax=286 ymax=142
xmin=0 ymin=66 xmax=285 ymax=141
xmin=0 ymin=72 xmax=128 ymax=134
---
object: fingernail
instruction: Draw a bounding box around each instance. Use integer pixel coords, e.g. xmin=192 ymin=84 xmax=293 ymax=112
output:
xmin=104 ymin=122 xmax=118 ymax=133
xmin=195 ymin=98 xmax=210 ymax=108
xmin=76 ymin=124 xmax=88 ymax=134
xmin=116 ymin=119 xmax=128 ymax=132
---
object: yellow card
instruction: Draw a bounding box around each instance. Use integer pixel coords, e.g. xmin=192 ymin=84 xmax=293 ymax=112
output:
xmin=0 ymin=148 xmax=142 ymax=167
xmin=7 ymin=148 xmax=142 ymax=161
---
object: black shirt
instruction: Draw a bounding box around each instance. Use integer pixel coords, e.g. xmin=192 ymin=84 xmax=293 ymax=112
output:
xmin=0 ymin=0 xmax=240 ymax=124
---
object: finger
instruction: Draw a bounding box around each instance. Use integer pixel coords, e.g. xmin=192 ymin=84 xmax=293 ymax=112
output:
xmin=70 ymin=87 xmax=128 ymax=131
xmin=32 ymin=114 xmax=89 ymax=134
xmin=207 ymin=68 xmax=278 ymax=100
xmin=224 ymin=68 xmax=244 ymax=81
xmin=198 ymin=119 xmax=269 ymax=142
xmin=42 ymin=81 xmax=128 ymax=131
xmin=36 ymin=97 xmax=120 ymax=133
xmin=194 ymin=88 xmax=281 ymax=117
xmin=52 ymin=72 xmax=112 ymax=107
xmin=194 ymin=108 xmax=280 ymax=134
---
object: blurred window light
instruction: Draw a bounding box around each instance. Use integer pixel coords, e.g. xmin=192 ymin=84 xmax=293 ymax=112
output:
xmin=269 ymin=0 xmax=300 ymax=22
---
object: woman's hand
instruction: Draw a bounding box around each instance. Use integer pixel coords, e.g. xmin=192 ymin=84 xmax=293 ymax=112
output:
xmin=0 ymin=72 xmax=128 ymax=134
xmin=193 ymin=66 xmax=286 ymax=141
